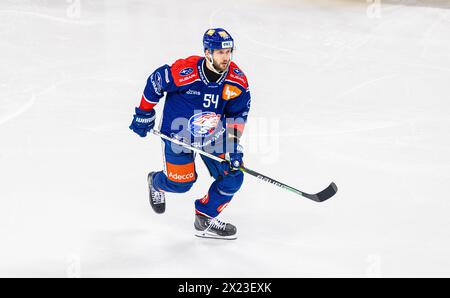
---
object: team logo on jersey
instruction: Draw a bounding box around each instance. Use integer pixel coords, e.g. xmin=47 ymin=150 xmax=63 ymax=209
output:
xmin=179 ymin=67 xmax=194 ymax=76
xmin=233 ymin=68 xmax=244 ymax=77
xmin=188 ymin=112 xmax=221 ymax=138
xmin=222 ymin=84 xmax=242 ymax=100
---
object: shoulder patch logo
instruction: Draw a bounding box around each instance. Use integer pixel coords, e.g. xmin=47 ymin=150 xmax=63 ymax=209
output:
xmin=226 ymin=64 xmax=248 ymax=89
xmin=222 ymin=84 xmax=242 ymax=100
xmin=233 ymin=68 xmax=244 ymax=77
xmin=179 ymin=67 xmax=194 ymax=76
xmin=171 ymin=56 xmax=202 ymax=86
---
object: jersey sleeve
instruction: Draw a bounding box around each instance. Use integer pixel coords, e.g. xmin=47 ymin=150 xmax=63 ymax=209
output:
xmin=140 ymin=64 xmax=177 ymax=110
xmin=224 ymin=87 xmax=251 ymax=138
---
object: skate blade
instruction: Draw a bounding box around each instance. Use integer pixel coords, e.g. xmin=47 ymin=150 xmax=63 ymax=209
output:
xmin=195 ymin=230 xmax=237 ymax=240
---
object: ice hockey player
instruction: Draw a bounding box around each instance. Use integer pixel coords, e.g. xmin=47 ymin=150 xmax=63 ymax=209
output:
xmin=129 ymin=28 xmax=251 ymax=240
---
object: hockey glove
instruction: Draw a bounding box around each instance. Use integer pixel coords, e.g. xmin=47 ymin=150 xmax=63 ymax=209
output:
xmin=129 ymin=107 xmax=156 ymax=137
xmin=223 ymin=138 xmax=244 ymax=171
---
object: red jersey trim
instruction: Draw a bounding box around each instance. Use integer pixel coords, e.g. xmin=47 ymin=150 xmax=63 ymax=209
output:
xmin=139 ymin=94 xmax=156 ymax=110
xmin=170 ymin=55 xmax=202 ymax=87
xmin=225 ymin=62 xmax=248 ymax=89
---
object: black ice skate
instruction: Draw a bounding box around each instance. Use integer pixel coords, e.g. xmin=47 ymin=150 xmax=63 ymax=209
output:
xmin=194 ymin=214 xmax=237 ymax=240
xmin=147 ymin=172 xmax=165 ymax=214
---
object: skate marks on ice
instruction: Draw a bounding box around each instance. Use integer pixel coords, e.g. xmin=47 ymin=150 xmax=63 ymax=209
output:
xmin=0 ymin=95 xmax=36 ymax=127
xmin=208 ymin=1 xmax=396 ymax=68
xmin=0 ymin=74 xmax=139 ymax=132
xmin=0 ymin=0 xmax=99 ymax=26
xmin=0 ymin=9 xmax=97 ymax=26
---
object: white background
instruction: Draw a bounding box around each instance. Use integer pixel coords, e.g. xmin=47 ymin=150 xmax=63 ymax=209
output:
xmin=1 ymin=0 xmax=450 ymax=277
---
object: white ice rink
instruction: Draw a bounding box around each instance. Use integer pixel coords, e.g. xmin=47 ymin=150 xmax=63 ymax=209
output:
xmin=1 ymin=0 xmax=450 ymax=277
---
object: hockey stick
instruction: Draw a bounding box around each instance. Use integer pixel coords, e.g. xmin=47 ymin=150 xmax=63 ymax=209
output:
xmin=151 ymin=130 xmax=337 ymax=202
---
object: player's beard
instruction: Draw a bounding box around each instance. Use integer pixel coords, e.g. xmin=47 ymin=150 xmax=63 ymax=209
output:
xmin=213 ymin=59 xmax=229 ymax=73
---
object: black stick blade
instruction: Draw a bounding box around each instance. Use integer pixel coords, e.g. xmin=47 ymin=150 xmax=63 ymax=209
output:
xmin=304 ymin=182 xmax=338 ymax=202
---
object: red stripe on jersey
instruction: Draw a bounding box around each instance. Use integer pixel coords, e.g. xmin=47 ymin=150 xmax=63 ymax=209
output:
xmin=139 ymin=95 xmax=156 ymax=111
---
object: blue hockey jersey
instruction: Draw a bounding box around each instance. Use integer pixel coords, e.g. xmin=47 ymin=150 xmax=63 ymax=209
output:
xmin=141 ymin=55 xmax=251 ymax=151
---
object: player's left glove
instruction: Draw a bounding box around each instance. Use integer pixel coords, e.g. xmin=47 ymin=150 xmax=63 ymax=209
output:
xmin=223 ymin=139 xmax=244 ymax=171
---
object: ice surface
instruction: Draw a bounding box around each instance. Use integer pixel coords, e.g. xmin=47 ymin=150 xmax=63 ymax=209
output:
xmin=1 ymin=0 xmax=450 ymax=277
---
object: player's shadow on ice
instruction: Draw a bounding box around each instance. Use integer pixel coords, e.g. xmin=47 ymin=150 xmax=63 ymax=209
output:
xmin=83 ymin=228 xmax=239 ymax=277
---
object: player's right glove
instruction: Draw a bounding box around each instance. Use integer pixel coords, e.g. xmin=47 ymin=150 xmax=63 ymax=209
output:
xmin=129 ymin=107 xmax=156 ymax=137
